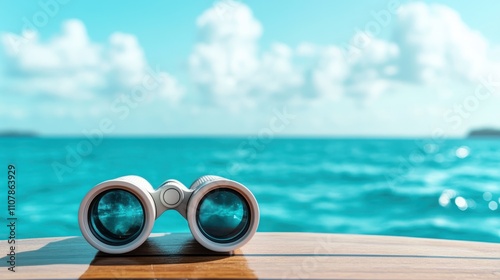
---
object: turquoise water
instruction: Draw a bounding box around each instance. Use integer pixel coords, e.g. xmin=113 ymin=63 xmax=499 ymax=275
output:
xmin=1 ymin=137 xmax=499 ymax=242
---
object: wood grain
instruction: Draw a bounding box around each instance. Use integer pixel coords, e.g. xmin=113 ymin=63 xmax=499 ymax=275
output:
xmin=1 ymin=233 xmax=499 ymax=279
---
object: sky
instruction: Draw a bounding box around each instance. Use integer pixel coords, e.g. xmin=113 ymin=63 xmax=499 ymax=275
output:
xmin=1 ymin=0 xmax=500 ymax=137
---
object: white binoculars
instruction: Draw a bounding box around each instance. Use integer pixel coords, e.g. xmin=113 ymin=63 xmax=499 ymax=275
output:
xmin=78 ymin=175 xmax=259 ymax=254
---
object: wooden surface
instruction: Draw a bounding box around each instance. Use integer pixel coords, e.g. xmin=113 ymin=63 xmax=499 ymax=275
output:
xmin=1 ymin=233 xmax=500 ymax=279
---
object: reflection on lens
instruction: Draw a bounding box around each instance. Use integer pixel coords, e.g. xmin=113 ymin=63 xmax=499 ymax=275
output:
xmin=196 ymin=188 xmax=250 ymax=243
xmin=89 ymin=189 xmax=145 ymax=245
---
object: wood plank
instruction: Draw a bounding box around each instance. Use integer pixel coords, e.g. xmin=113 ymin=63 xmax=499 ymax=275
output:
xmin=1 ymin=233 xmax=499 ymax=279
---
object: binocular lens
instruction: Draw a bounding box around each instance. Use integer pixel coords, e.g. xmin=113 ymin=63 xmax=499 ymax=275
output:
xmin=80 ymin=175 xmax=258 ymax=253
xmin=196 ymin=188 xmax=250 ymax=243
xmin=89 ymin=189 xmax=145 ymax=245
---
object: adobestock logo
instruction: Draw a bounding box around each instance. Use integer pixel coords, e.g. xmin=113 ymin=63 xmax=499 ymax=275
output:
xmin=342 ymin=0 xmax=400 ymax=61
xmin=7 ymin=0 xmax=71 ymax=54
xmin=443 ymin=74 xmax=500 ymax=130
xmin=385 ymin=73 xmax=500 ymax=188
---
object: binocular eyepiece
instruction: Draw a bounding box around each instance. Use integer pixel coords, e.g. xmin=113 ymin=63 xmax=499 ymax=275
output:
xmin=78 ymin=175 xmax=259 ymax=254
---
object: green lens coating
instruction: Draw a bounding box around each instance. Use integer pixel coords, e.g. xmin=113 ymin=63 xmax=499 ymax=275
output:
xmin=196 ymin=188 xmax=251 ymax=243
xmin=89 ymin=189 xmax=145 ymax=245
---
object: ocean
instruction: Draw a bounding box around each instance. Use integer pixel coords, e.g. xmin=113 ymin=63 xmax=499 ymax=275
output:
xmin=1 ymin=137 xmax=499 ymax=242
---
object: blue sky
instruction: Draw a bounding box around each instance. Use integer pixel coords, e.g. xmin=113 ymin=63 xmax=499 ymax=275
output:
xmin=1 ymin=0 xmax=500 ymax=136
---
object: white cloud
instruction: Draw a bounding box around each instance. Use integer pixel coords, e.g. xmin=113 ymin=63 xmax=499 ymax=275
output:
xmin=188 ymin=0 xmax=398 ymax=104
xmin=1 ymin=19 xmax=183 ymax=102
xmin=311 ymin=46 xmax=347 ymax=100
xmin=189 ymin=0 xmax=260 ymax=97
xmin=188 ymin=1 xmax=500 ymax=106
xmin=3 ymin=1 xmax=498 ymax=115
xmin=156 ymin=73 xmax=184 ymax=102
xmin=2 ymin=0 xmax=499 ymax=136
xmin=188 ymin=0 xmax=302 ymax=104
xmin=107 ymin=32 xmax=147 ymax=89
xmin=254 ymin=43 xmax=303 ymax=94
xmin=296 ymin=42 xmax=318 ymax=57
xmin=344 ymin=35 xmax=400 ymax=99
xmin=303 ymin=33 xmax=400 ymax=100
xmin=394 ymin=2 xmax=489 ymax=84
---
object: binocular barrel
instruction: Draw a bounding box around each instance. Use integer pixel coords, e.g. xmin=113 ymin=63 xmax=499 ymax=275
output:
xmin=78 ymin=175 xmax=259 ymax=254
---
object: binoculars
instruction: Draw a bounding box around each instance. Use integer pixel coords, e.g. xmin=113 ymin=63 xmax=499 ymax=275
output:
xmin=78 ymin=175 xmax=259 ymax=254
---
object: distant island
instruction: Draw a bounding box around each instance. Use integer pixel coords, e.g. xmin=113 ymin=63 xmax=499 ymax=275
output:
xmin=468 ymin=128 xmax=500 ymax=138
xmin=0 ymin=130 xmax=37 ymax=137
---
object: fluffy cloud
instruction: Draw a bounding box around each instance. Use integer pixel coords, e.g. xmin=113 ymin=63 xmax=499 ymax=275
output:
xmin=310 ymin=46 xmax=348 ymax=100
xmin=394 ymin=2 xmax=489 ymax=83
xmin=1 ymin=20 xmax=183 ymax=102
xmin=2 ymin=1 xmax=497 ymax=109
xmin=305 ymin=1 xmax=496 ymax=100
xmin=189 ymin=1 xmax=499 ymax=103
xmin=188 ymin=0 xmax=302 ymax=103
xmin=188 ymin=1 xmax=404 ymax=102
xmin=343 ymin=35 xmax=400 ymax=99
